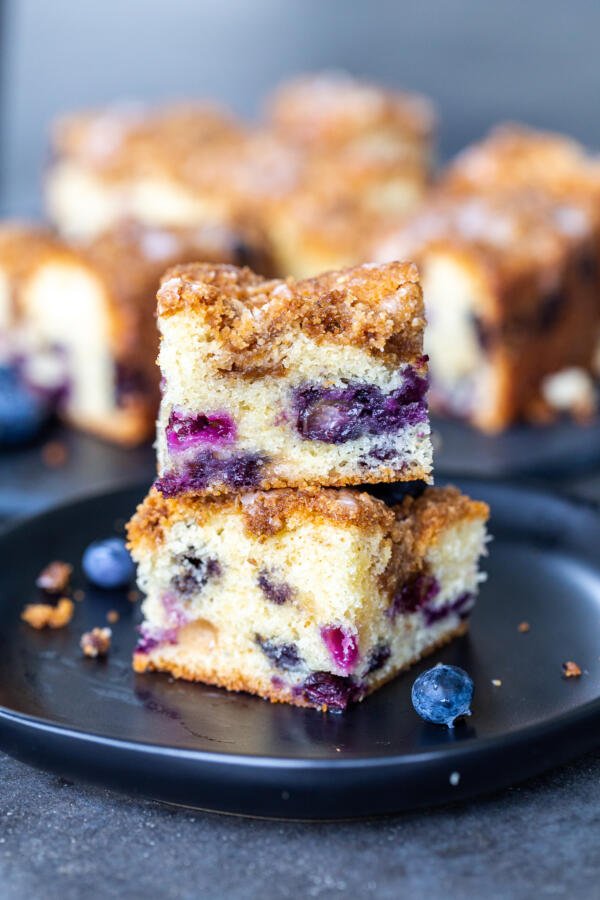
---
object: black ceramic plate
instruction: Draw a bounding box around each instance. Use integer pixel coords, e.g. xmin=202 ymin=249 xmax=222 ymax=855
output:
xmin=0 ymin=424 xmax=155 ymax=517
xmin=0 ymin=479 xmax=599 ymax=820
xmin=432 ymin=415 xmax=600 ymax=478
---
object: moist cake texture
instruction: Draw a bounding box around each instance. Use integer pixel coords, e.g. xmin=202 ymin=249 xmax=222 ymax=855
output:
xmin=373 ymin=125 xmax=600 ymax=431
xmin=154 ymin=260 xmax=432 ymax=496
xmin=127 ymin=485 xmax=489 ymax=711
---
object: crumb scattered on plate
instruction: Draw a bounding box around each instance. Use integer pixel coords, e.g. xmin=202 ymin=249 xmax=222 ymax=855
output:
xmin=80 ymin=627 xmax=112 ymax=658
xmin=106 ymin=610 xmax=120 ymax=624
xmin=562 ymin=660 xmax=582 ymax=678
xmin=21 ymin=597 xmax=74 ymax=630
xmin=491 ymin=678 xmax=502 ymax=687
xmin=518 ymin=621 xmax=530 ymax=633
xmin=41 ymin=441 xmax=68 ymax=468
xmin=36 ymin=560 xmax=72 ymax=593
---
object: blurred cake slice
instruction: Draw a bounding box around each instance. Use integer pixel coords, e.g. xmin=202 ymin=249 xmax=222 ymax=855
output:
xmin=267 ymin=71 xmax=435 ymax=186
xmin=373 ymin=126 xmax=600 ymax=432
xmin=127 ymin=485 xmax=489 ymax=711
xmin=0 ymin=220 xmax=269 ymax=444
xmin=154 ymin=260 xmax=432 ymax=497
xmin=45 ymin=102 xmax=248 ymax=239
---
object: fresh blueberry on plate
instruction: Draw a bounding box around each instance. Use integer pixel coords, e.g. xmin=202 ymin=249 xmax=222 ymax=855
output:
xmin=82 ymin=537 xmax=135 ymax=590
xmin=411 ymin=663 xmax=473 ymax=728
xmin=0 ymin=365 xmax=50 ymax=447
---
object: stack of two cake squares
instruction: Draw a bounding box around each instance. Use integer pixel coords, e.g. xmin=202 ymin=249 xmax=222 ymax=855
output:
xmin=127 ymin=261 xmax=489 ymax=711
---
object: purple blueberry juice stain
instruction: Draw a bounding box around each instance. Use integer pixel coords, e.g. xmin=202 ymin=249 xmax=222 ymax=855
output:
xmin=135 ymin=623 xmax=179 ymax=654
xmin=257 ymin=570 xmax=294 ymax=605
xmin=321 ymin=625 xmax=359 ymax=674
xmin=115 ymin=362 xmax=150 ymax=406
xmin=166 ymin=409 xmax=237 ymax=452
xmin=300 ymin=672 xmax=362 ymax=711
xmin=422 ymin=591 xmax=475 ymax=625
xmin=292 ymin=367 xmax=428 ymax=444
xmin=155 ymin=451 xmax=267 ymax=497
xmin=365 ymin=642 xmax=391 ymax=674
xmin=161 ymin=592 xmax=190 ymax=628
xmin=389 ymin=573 xmax=440 ymax=619
xmin=256 ymin=636 xmax=303 ymax=671
xmin=171 ymin=552 xmax=221 ymax=596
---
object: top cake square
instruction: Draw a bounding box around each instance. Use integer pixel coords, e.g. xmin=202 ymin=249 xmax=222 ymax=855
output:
xmin=155 ymin=261 xmax=432 ymax=498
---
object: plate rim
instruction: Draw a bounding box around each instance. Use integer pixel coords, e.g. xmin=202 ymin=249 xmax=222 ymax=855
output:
xmin=0 ymin=476 xmax=600 ymax=819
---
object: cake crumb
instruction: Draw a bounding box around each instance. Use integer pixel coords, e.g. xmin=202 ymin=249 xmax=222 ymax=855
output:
xmin=562 ymin=660 xmax=582 ymax=678
xmin=80 ymin=627 xmax=112 ymax=658
xmin=449 ymin=771 xmax=461 ymax=786
xmin=127 ymin=590 xmax=141 ymax=604
xmin=491 ymin=679 xmax=502 ymax=687
xmin=36 ymin=561 xmax=72 ymax=594
xmin=106 ymin=610 xmax=120 ymax=624
xmin=41 ymin=441 xmax=68 ymax=468
xmin=21 ymin=598 xmax=74 ymax=630
xmin=73 ymin=589 xmax=85 ymax=602
xmin=518 ymin=621 xmax=530 ymax=633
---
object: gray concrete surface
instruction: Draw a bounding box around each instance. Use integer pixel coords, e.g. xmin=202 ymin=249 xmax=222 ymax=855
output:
xmin=1 ymin=748 xmax=599 ymax=900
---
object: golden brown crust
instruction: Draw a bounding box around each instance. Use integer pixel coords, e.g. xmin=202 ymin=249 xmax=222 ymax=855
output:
xmin=51 ymin=102 xmax=244 ymax=180
xmin=127 ymin=484 xmax=487 ymax=559
xmin=444 ymin=123 xmax=600 ymax=199
xmin=267 ymin=72 xmax=435 ymax=148
xmin=395 ymin=485 xmax=490 ymax=555
xmin=132 ymin=620 xmax=469 ymax=709
xmin=157 ymin=260 xmax=425 ymax=365
xmin=127 ymin=485 xmax=396 ymax=551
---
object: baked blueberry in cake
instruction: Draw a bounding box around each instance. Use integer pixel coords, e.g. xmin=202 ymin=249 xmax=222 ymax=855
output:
xmin=373 ymin=125 xmax=600 ymax=431
xmin=0 ymin=220 xmax=270 ymax=444
xmin=127 ymin=485 xmax=489 ymax=711
xmin=154 ymin=260 xmax=432 ymax=496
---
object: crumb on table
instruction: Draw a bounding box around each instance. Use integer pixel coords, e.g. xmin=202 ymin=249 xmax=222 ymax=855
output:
xmin=80 ymin=627 xmax=112 ymax=658
xmin=73 ymin=589 xmax=85 ymax=602
xmin=106 ymin=610 xmax=120 ymax=624
xmin=36 ymin=560 xmax=73 ymax=593
xmin=21 ymin=597 xmax=75 ymax=630
xmin=562 ymin=660 xmax=582 ymax=678
xmin=517 ymin=621 xmax=530 ymax=633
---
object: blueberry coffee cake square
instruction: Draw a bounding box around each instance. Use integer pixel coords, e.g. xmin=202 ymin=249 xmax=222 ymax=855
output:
xmin=373 ymin=126 xmax=600 ymax=431
xmin=154 ymin=260 xmax=432 ymax=498
xmin=127 ymin=485 xmax=489 ymax=711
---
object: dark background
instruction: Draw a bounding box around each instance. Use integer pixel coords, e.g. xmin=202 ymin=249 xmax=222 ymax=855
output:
xmin=1 ymin=0 xmax=600 ymax=213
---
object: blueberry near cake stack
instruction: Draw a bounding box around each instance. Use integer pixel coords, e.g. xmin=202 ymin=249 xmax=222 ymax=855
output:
xmin=127 ymin=260 xmax=489 ymax=711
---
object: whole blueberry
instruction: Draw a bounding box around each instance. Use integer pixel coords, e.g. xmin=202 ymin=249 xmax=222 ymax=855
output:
xmin=0 ymin=365 xmax=49 ymax=447
xmin=411 ymin=663 xmax=473 ymax=728
xmin=82 ymin=537 xmax=135 ymax=589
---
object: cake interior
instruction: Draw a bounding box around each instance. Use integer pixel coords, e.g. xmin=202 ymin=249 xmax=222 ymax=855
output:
xmin=157 ymin=324 xmax=431 ymax=495
xmin=129 ymin=488 xmax=488 ymax=711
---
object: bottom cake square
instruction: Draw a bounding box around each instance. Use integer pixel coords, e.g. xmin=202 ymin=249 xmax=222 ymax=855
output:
xmin=127 ymin=485 xmax=489 ymax=711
